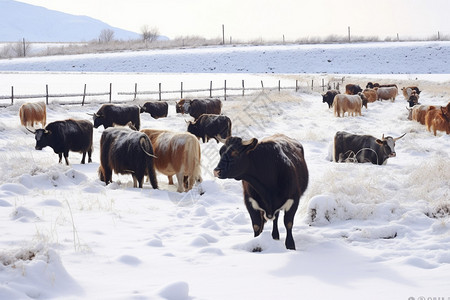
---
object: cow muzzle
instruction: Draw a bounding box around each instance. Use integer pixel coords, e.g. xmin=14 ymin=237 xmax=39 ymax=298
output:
xmin=389 ymin=152 xmax=396 ymax=157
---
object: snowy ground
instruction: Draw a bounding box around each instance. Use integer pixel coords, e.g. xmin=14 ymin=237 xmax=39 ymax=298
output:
xmin=0 ymin=42 xmax=449 ymax=300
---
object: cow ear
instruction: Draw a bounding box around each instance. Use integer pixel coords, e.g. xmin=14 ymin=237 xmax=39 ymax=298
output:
xmin=375 ymin=139 xmax=384 ymax=145
xmin=242 ymin=138 xmax=258 ymax=153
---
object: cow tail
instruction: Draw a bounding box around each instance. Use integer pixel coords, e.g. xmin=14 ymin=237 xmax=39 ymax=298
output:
xmin=139 ymin=137 xmax=158 ymax=189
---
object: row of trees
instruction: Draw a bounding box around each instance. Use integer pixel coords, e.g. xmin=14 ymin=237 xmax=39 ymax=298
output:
xmin=98 ymin=25 xmax=160 ymax=43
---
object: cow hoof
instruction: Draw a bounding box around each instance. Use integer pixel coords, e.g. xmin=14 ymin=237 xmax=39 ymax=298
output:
xmin=252 ymin=247 xmax=262 ymax=253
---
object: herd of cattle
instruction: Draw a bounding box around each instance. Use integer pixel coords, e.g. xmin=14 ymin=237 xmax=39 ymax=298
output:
xmin=322 ymin=82 xmax=450 ymax=136
xmin=15 ymin=83 xmax=449 ymax=250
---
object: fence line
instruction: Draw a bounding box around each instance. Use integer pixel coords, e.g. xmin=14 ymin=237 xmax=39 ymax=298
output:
xmin=0 ymin=78 xmax=343 ymax=107
xmin=0 ymin=83 xmax=112 ymax=106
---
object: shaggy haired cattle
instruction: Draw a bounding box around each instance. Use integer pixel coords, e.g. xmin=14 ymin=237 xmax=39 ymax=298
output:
xmin=187 ymin=114 xmax=232 ymax=143
xmin=333 ymin=94 xmax=367 ymax=117
xmin=141 ymin=129 xmax=202 ymax=192
xmin=98 ymin=127 xmax=158 ymax=189
xmin=425 ymin=102 xmax=450 ymax=136
xmin=322 ymin=90 xmax=340 ymax=108
xmin=345 ymin=84 xmax=363 ymax=95
xmin=376 ymin=87 xmax=398 ymax=101
xmin=92 ymin=104 xmax=141 ymax=130
xmin=140 ymin=102 xmax=168 ymax=119
xmin=19 ymin=102 xmax=46 ymax=128
xmin=362 ymin=88 xmax=377 ymax=103
xmin=176 ymin=98 xmax=222 ymax=120
xmin=33 ymin=119 xmax=93 ymax=165
xmin=411 ymin=105 xmax=430 ymax=124
xmin=401 ymin=86 xmax=421 ymax=99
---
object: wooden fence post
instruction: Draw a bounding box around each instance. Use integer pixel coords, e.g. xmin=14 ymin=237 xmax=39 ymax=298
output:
xmin=295 ymin=80 xmax=298 ymax=92
xmin=224 ymin=80 xmax=227 ymax=101
xmin=181 ymin=82 xmax=183 ymax=99
xmin=158 ymin=83 xmax=162 ymax=101
xmin=11 ymin=86 xmax=14 ymax=105
xmin=322 ymin=78 xmax=325 ymax=91
xmin=311 ymin=79 xmax=314 ymax=91
xmin=109 ymin=83 xmax=112 ymax=103
xmin=82 ymin=84 xmax=87 ymax=106
xmin=261 ymin=80 xmax=264 ymax=91
xmin=46 ymin=84 xmax=49 ymax=105
xmin=242 ymin=80 xmax=245 ymax=96
xmin=210 ymin=81 xmax=213 ymax=98
xmin=278 ymin=80 xmax=281 ymax=92
xmin=134 ymin=83 xmax=137 ymax=100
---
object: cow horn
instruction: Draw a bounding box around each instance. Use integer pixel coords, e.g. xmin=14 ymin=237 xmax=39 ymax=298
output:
xmin=242 ymin=138 xmax=257 ymax=146
xmin=86 ymin=113 xmax=94 ymax=116
xmin=393 ymin=133 xmax=406 ymax=141
xmin=26 ymin=127 xmax=36 ymax=134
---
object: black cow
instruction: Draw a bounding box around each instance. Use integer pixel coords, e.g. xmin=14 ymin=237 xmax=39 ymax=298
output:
xmin=33 ymin=119 xmax=93 ymax=165
xmin=213 ymin=134 xmax=309 ymax=250
xmin=333 ymin=131 xmax=406 ymax=165
xmin=176 ymin=98 xmax=222 ymax=120
xmin=367 ymin=82 xmax=398 ymax=89
xmin=322 ymin=90 xmax=340 ymax=108
xmin=140 ymin=102 xmax=168 ymax=119
xmin=187 ymin=114 xmax=232 ymax=143
xmin=92 ymin=104 xmax=141 ymax=130
xmin=98 ymin=127 xmax=158 ymax=189
xmin=345 ymin=84 xmax=363 ymax=95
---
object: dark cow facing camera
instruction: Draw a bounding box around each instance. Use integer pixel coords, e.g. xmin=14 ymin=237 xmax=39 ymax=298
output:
xmin=345 ymin=84 xmax=363 ymax=95
xmin=322 ymin=90 xmax=340 ymax=108
xmin=92 ymin=104 xmax=141 ymax=130
xmin=213 ymin=134 xmax=309 ymax=250
xmin=99 ymin=127 xmax=158 ymax=189
xmin=333 ymin=131 xmax=406 ymax=165
xmin=187 ymin=114 xmax=232 ymax=143
xmin=33 ymin=119 xmax=93 ymax=165
xmin=140 ymin=102 xmax=168 ymax=119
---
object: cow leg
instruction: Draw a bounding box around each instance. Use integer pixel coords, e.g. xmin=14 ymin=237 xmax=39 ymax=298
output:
xmin=168 ymin=176 xmax=174 ymax=185
xmin=132 ymin=175 xmax=138 ymax=188
xmin=244 ymin=196 xmax=265 ymax=237
xmin=81 ymin=152 xmax=86 ymax=164
xmin=88 ymin=149 xmax=92 ymax=163
xmin=283 ymin=200 xmax=299 ymax=250
xmin=58 ymin=153 xmax=63 ymax=163
xmin=175 ymin=172 xmax=184 ymax=192
xmin=64 ymin=152 xmax=70 ymax=165
xmin=271 ymin=211 xmax=280 ymax=240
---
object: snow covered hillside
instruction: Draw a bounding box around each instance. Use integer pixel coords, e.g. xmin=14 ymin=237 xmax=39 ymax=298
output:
xmin=0 ymin=43 xmax=449 ymax=299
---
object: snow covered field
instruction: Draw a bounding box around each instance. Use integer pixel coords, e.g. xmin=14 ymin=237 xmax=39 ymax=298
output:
xmin=0 ymin=42 xmax=449 ymax=300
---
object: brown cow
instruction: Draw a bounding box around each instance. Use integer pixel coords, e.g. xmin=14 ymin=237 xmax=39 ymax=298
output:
xmin=19 ymin=102 xmax=46 ymax=128
xmin=363 ymin=88 xmax=377 ymax=103
xmin=141 ymin=129 xmax=202 ymax=192
xmin=401 ymin=86 xmax=421 ymax=99
xmin=345 ymin=84 xmax=362 ymax=95
xmin=425 ymin=102 xmax=450 ymax=136
xmin=411 ymin=105 xmax=430 ymax=124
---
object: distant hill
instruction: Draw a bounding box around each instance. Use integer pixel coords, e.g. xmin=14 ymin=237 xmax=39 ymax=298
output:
xmin=0 ymin=0 xmax=147 ymax=42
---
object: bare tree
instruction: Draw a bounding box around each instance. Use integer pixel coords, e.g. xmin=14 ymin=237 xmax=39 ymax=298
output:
xmin=141 ymin=25 xmax=160 ymax=43
xmin=12 ymin=39 xmax=32 ymax=57
xmin=99 ymin=29 xmax=115 ymax=43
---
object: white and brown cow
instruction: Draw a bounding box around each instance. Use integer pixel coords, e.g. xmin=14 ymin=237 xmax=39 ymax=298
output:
xmin=141 ymin=129 xmax=202 ymax=192
xmin=333 ymin=94 xmax=367 ymax=117
xmin=376 ymin=86 xmax=398 ymax=102
xmin=19 ymin=102 xmax=46 ymax=128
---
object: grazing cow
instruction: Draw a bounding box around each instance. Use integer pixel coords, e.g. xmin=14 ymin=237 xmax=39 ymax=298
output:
xmin=32 ymin=119 xmax=93 ymax=165
xmin=19 ymin=102 xmax=46 ymax=128
xmin=187 ymin=114 xmax=232 ymax=143
xmin=425 ymin=102 xmax=450 ymax=136
xmin=411 ymin=105 xmax=430 ymax=124
xmin=98 ymin=127 xmax=158 ymax=189
xmin=376 ymin=86 xmax=398 ymax=101
xmin=333 ymin=131 xmax=405 ymax=165
xmin=333 ymin=93 xmax=367 ymax=117
xmin=141 ymin=129 xmax=202 ymax=192
xmin=176 ymin=98 xmax=222 ymax=120
xmin=345 ymin=84 xmax=363 ymax=95
xmin=362 ymin=88 xmax=377 ymax=103
xmin=140 ymin=101 xmax=168 ymax=119
xmin=92 ymin=104 xmax=141 ymax=130
xmin=322 ymin=90 xmax=340 ymax=108
xmin=367 ymin=82 xmax=398 ymax=89
xmin=213 ymin=134 xmax=309 ymax=250
xmin=401 ymin=86 xmax=421 ymax=99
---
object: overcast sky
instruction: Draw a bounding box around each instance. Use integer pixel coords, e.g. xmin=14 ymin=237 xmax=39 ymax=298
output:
xmin=17 ymin=0 xmax=450 ymax=41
